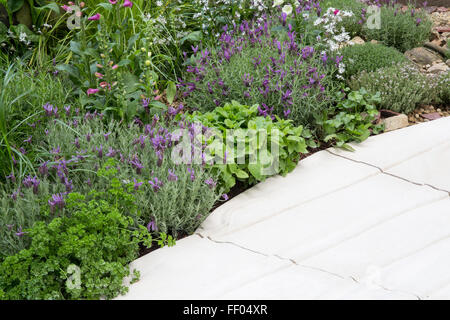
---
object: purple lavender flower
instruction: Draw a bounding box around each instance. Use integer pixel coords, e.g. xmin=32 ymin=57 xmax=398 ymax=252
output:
xmin=148 ymin=177 xmax=162 ymax=192
xmin=416 ymin=18 xmax=422 ymax=26
xmin=141 ymin=98 xmax=150 ymax=114
xmin=22 ymin=175 xmax=40 ymax=194
xmin=106 ymin=147 xmax=117 ymax=157
xmin=204 ymin=178 xmax=216 ymax=189
xmin=242 ymin=74 xmax=254 ymax=87
xmin=96 ymin=145 xmax=103 ymax=158
xmin=168 ymin=169 xmax=178 ymax=182
xmin=187 ymin=167 xmax=195 ymax=181
xmin=23 ymin=136 xmax=32 ymax=144
xmin=6 ymin=172 xmax=16 ymax=183
xmin=86 ymin=133 xmax=92 ymax=142
xmin=11 ymin=189 xmax=20 ymax=201
xmin=74 ymin=138 xmax=80 ymax=149
xmin=130 ymin=156 xmax=144 ymax=174
xmin=133 ymin=178 xmax=143 ymax=191
xmin=48 ymin=193 xmax=65 ymax=213
xmin=15 ymin=227 xmax=26 ymax=237
xmin=43 ymin=103 xmax=56 ymax=117
xmin=51 ymin=146 xmax=61 ymax=155
xmin=222 ymin=194 xmax=229 ymax=201
xmin=63 ymin=178 xmax=73 ymax=193
xmin=147 ymin=219 xmax=158 ymax=232
xmin=104 ymin=132 xmax=111 ymax=141
xmin=64 ymin=105 xmax=71 ymax=116
xmin=6 ymin=224 xmax=14 ymax=231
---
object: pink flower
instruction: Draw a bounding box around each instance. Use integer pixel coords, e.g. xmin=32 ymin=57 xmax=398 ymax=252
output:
xmin=99 ymin=82 xmax=111 ymax=90
xmin=61 ymin=5 xmax=72 ymax=12
xmin=109 ymin=0 xmax=117 ymax=3
xmin=87 ymin=88 xmax=99 ymax=96
xmin=111 ymin=64 xmax=119 ymax=70
xmin=88 ymin=13 xmax=101 ymax=21
xmin=95 ymin=72 xmax=104 ymax=79
xmin=123 ymin=0 xmax=133 ymax=8
xmin=333 ymin=9 xmax=339 ymax=15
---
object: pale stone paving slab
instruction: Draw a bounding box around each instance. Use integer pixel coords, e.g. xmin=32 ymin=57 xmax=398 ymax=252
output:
xmin=386 ymin=141 xmax=450 ymax=192
xmin=375 ymin=237 xmax=450 ymax=298
xmin=301 ymin=198 xmax=450 ymax=283
xmin=116 ymin=236 xmax=290 ymax=300
xmin=329 ymin=117 xmax=450 ymax=171
xmin=217 ymin=264 xmax=416 ymax=300
xmin=198 ymin=151 xmax=379 ymax=238
xmin=201 ymin=174 xmax=446 ymax=262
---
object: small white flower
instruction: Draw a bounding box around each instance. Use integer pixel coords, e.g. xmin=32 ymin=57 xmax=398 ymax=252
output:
xmin=19 ymin=32 xmax=27 ymax=42
xmin=282 ymin=4 xmax=293 ymax=16
xmin=273 ymin=0 xmax=284 ymax=7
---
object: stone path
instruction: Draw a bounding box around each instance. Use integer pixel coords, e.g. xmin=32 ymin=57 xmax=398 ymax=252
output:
xmin=117 ymin=117 xmax=450 ymax=300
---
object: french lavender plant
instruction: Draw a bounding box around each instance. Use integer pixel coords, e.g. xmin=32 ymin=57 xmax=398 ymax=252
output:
xmin=178 ymin=14 xmax=341 ymax=127
xmin=0 ymin=103 xmax=221 ymax=258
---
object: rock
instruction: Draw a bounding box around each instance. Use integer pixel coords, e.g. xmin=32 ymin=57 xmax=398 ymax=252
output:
xmin=436 ymin=27 xmax=450 ymax=33
xmin=427 ymin=62 xmax=449 ymax=74
xmin=430 ymin=31 xmax=441 ymax=42
xmin=424 ymin=41 xmax=449 ymax=58
xmin=421 ymin=112 xmax=442 ymax=120
xmin=349 ymin=36 xmax=365 ymax=45
xmin=370 ymin=39 xmax=379 ymax=44
xmin=404 ymin=47 xmax=443 ymax=67
xmin=446 ymin=59 xmax=450 ymax=67
xmin=382 ymin=114 xmax=409 ymax=132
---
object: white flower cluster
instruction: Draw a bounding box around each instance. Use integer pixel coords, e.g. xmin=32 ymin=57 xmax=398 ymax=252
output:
xmin=313 ymin=7 xmax=353 ymax=52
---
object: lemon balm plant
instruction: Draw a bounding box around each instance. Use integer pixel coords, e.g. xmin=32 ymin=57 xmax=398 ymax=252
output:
xmin=184 ymin=101 xmax=317 ymax=191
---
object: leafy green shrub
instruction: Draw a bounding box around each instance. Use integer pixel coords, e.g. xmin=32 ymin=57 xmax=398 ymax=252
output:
xmin=361 ymin=5 xmax=432 ymax=53
xmin=340 ymin=43 xmax=406 ymax=80
xmin=432 ymin=71 xmax=450 ymax=106
xmin=184 ymin=101 xmax=317 ymax=191
xmin=0 ymin=191 xmax=152 ymax=300
xmin=315 ymin=88 xmax=383 ymax=150
xmin=348 ymin=62 xmax=434 ymax=114
xmin=0 ymin=104 xmax=220 ymax=242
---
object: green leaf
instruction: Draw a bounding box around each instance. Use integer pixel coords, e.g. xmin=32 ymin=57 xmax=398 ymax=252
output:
xmin=36 ymin=2 xmax=60 ymax=14
xmin=7 ymin=0 xmax=23 ymax=13
xmin=166 ymin=81 xmax=176 ymax=104
xmin=98 ymin=2 xmax=113 ymax=10
xmin=248 ymin=163 xmax=263 ymax=180
xmin=224 ymin=118 xmax=235 ymax=129
xmin=180 ymin=31 xmax=202 ymax=45
xmin=235 ymin=170 xmax=249 ymax=179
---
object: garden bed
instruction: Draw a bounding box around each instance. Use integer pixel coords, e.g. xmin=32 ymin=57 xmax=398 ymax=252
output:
xmin=0 ymin=0 xmax=448 ymax=300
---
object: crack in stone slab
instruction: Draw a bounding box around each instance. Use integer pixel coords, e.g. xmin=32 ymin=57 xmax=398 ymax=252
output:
xmin=326 ymin=149 xmax=450 ymax=196
xmin=199 ymin=234 xmax=420 ymax=299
